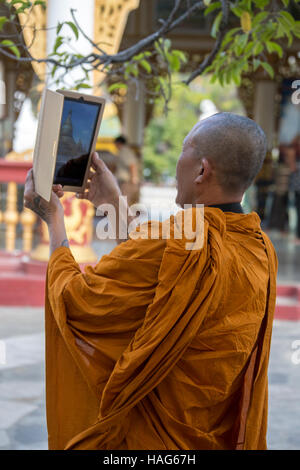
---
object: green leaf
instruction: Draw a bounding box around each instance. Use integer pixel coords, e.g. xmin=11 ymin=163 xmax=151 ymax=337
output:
xmin=225 ymin=27 xmax=241 ymax=38
xmin=108 ymin=83 xmax=128 ymax=93
xmin=0 ymin=16 xmax=7 ymax=30
xmin=172 ymin=50 xmax=187 ymax=63
xmin=281 ymin=0 xmax=289 ymax=5
xmin=203 ymin=64 xmax=214 ymax=75
xmin=253 ymin=42 xmax=263 ymax=55
xmin=131 ymin=64 xmax=139 ymax=77
xmin=154 ymin=41 xmax=162 ymax=55
xmin=56 ymin=22 xmax=63 ymax=35
xmin=221 ymin=27 xmax=241 ymax=48
xmin=253 ymin=0 xmax=269 ymax=8
xmin=210 ymin=73 xmax=218 ymax=84
xmin=140 ymin=59 xmax=151 ymax=73
xmin=260 ymin=61 xmax=274 ymax=78
xmin=214 ymin=52 xmax=227 ymax=72
xmin=0 ymin=39 xmax=20 ymax=58
xmin=133 ymin=52 xmax=145 ymax=61
xmin=33 ymin=0 xmax=46 ymax=6
xmin=277 ymin=14 xmax=292 ymax=34
xmin=15 ymin=6 xmax=27 ymax=13
xmin=244 ymin=40 xmax=254 ymax=55
xmin=219 ymin=70 xmax=225 ymax=87
xmin=294 ymin=21 xmax=300 ymax=39
xmin=231 ymin=6 xmax=244 ymax=17
xmin=286 ymin=30 xmax=293 ymax=46
xmin=235 ymin=33 xmax=249 ymax=55
xmin=222 ymin=34 xmax=234 ymax=47
xmin=51 ymin=65 xmax=57 ymax=77
xmin=252 ymin=11 xmax=268 ymax=29
xmin=168 ymin=53 xmax=181 ymax=72
xmin=280 ymin=11 xmax=295 ymax=28
xmin=204 ymin=1 xmax=221 ymax=16
xmin=275 ymin=23 xmax=285 ymax=38
xmin=277 ymin=17 xmax=293 ymax=46
xmin=266 ymin=41 xmax=283 ymax=57
xmin=75 ymin=83 xmax=92 ymax=89
xmin=232 ymin=69 xmax=242 ymax=86
xmin=211 ymin=11 xmax=222 ymax=38
xmin=163 ymin=38 xmax=172 ymax=51
xmin=223 ymin=69 xmax=230 ymax=85
xmin=66 ymin=21 xmax=79 ymax=40
xmin=54 ymin=36 xmax=63 ymax=53
xmin=244 ymin=0 xmax=252 ymax=12
xmin=253 ymin=58 xmax=261 ymax=71
xmin=158 ymin=76 xmax=167 ymax=92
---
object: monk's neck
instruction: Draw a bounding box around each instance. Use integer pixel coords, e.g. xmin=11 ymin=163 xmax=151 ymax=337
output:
xmin=194 ymin=196 xmax=243 ymax=206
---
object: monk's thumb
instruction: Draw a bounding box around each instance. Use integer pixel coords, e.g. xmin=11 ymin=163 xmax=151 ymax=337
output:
xmin=92 ymin=152 xmax=106 ymax=172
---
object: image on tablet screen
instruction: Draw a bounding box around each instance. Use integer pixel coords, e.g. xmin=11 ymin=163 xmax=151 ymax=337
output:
xmin=53 ymin=97 xmax=101 ymax=187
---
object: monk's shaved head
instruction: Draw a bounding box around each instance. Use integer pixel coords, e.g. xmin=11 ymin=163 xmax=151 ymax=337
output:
xmin=189 ymin=112 xmax=267 ymax=194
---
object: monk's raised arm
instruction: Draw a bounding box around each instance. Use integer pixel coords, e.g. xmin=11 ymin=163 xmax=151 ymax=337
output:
xmin=46 ymin=237 xmax=166 ymax=334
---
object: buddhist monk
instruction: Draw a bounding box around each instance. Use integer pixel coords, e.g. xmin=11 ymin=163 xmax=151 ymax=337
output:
xmin=24 ymin=112 xmax=277 ymax=450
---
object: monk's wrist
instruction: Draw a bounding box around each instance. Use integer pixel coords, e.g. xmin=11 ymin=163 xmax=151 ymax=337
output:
xmin=47 ymin=208 xmax=64 ymax=228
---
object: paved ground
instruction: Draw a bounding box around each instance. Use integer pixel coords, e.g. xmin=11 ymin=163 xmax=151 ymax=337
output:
xmin=0 ymin=306 xmax=299 ymax=450
xmin=0 ymin=307 xmax=47 ymax=450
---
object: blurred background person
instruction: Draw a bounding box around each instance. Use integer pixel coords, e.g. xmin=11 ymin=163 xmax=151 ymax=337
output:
xmin=114 ymin=135 xmax=139 ymax=205
xmin=254 ymin=151 xmax=273 ymax=222
xmin=268 ymin=145 xmax=294 ymax=235
xmin=100 ymin=150 xmax=118 ymax=174
xmin=290 ymin=135 xmax=300 ymax=244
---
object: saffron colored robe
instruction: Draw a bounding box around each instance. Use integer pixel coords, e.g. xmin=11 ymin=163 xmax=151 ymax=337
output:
xmin=45 ymin=207 xmax=277 ymax=450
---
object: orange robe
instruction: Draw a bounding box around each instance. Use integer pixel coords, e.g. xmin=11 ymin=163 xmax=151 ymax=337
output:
xmin=45 ymin=207 xmax=277 ymax=450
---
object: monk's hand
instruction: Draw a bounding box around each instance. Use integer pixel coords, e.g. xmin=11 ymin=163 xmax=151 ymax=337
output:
xmin=24 ymin=169 xmax=64 ymax=225
xmin=76 ymin=152 xmax=121 ymax=208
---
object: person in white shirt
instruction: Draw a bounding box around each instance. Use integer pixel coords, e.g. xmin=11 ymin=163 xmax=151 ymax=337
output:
xmin=114 ymin=135 xmax=139 ymax=205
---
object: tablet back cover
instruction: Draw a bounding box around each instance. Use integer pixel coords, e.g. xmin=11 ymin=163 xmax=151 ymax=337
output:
xmin=33 ymin=89 xmax=64 ymax=202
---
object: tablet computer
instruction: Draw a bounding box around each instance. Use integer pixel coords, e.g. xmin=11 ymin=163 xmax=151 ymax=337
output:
xmin=33 ymin=88 xmax=105 ymax=202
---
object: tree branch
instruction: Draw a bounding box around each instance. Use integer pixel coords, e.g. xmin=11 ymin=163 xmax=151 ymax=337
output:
xmin=0 ymin=1 xmax=206 ymax=71
xmin=185 ymin=0 xmax=229 ymax=84
xmin=102 ymin=1 xmax=205 ymax=65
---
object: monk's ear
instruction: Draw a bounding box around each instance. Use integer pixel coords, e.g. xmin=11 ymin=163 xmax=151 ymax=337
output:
xmin=195 ymin=158 xmax=212 ymax=184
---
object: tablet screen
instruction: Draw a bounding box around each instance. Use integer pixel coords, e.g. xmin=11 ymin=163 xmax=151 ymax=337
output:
xmin=53 ymin=97 xmax=101 ymax=187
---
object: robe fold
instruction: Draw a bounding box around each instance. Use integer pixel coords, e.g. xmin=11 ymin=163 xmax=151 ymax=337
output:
xmin=45 ymin=207 xmax=277 ymax=450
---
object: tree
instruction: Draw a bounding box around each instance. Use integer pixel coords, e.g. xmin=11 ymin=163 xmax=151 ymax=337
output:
xmin=0 ymin=0 xmax=299 ymax=108
xmin=143 ymin=74 xmax=244 ymax=182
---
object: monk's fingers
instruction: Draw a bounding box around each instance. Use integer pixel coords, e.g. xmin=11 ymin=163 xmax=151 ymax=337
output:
xmin=24 ymin=168 xmax=34 ymax=191
xmin=87 ymin=168 xmax=96 ymax=179
xmin=52 ymin=184 xmax=63 ymax=192
xmin=91 ymin=152 xmax=108 ymax=173
xmin=25 ymin=168 xmax=33 ymax=182
xmin=24 ymin=169 xmax=36 ymax=207
xmin=52 ymin=184 xmax=64 ymax=198
xmin=76 ymin=191 xmax=90 ymax=200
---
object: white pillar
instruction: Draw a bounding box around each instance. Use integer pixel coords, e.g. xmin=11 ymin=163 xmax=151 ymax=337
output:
xmin=253 ymin=80 xmax=277 ymax=149
xmin=47 ymin=0 xmax=95 ymax=87
xmin=123 ymin=82 xmax=146 ymax=147
xmin=14 ymin=0 xmax=95 ymax=152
